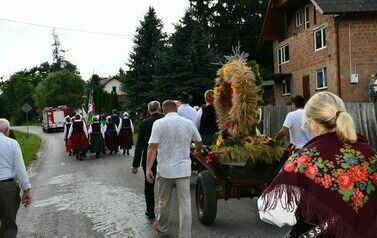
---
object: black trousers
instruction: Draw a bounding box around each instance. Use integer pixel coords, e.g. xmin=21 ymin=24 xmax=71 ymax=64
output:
xmin=0 ymin=181 xmax=21 ymax=238
xmin=143 ymin=165 xmax=157 ymax=217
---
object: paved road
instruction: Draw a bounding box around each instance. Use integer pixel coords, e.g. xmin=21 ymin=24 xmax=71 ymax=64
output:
xmin=13 ymin=126 xmax=288 ymax=238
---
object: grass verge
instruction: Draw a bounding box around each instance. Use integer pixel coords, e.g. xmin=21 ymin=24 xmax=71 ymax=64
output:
xmin=13 ymin=131 xmax=42 ymax=167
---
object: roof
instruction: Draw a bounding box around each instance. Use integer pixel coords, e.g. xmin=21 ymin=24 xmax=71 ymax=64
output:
xmin=313 ymin=0 xmax=377 ymax=14
xmin=258 ymin=0 xmax=377 ymax=48
xmin=99 ymin=78 xmax=114 ymax=86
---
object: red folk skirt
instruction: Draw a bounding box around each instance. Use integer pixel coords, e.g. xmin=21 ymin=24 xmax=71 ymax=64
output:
xmin=69 ymin=132 xmax=89 ymax=151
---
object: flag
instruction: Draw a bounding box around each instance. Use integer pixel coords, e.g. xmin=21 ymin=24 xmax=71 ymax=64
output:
xmin=87 ymin=94 xmax=96 ymax=122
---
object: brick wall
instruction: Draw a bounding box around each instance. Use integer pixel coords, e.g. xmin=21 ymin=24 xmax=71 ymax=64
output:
xmin=338 ymin=17 xmax=377 ymax=102
xmin=271 ymin=4 xmax=377 ymax=104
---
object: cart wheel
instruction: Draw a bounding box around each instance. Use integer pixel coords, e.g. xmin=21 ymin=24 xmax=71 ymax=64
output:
xmin=196 ymin=170 xmax=217 ymax=225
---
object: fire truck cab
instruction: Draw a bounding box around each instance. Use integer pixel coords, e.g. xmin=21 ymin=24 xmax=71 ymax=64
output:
xmin=42 ymin=106 xmax=70 ymax=133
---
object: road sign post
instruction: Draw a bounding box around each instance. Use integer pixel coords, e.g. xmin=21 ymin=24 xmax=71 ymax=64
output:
xmin=21 ymin=103 xmax=32 ymax=139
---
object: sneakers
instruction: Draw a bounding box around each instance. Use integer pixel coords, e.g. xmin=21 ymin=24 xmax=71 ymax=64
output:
xmin=152 ymin=221 xmax=168 ymax=237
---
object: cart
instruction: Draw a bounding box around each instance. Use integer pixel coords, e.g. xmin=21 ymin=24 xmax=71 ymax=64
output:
xmin=191 ymin=147 xmax=290 ymax=225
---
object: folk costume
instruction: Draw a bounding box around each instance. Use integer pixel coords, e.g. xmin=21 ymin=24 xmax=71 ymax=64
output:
xmin=259 ymin=132 xmax=377 ymax=238
xmin=64 ymin=117 xmax=72 ymax=155
xmin=118 ymin=113 xmax=134 ymax=155
xmin=68 ymin=116 xmax=89 ymax=160
xmin=105 ymin=117 xmax=119 ymax=155
xmin=88 ymin=118 xmax=106 ymax=158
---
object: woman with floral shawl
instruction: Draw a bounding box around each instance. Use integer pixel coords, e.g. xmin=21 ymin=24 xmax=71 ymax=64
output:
xmin=259 ymin=92 xmax=377 ymax=238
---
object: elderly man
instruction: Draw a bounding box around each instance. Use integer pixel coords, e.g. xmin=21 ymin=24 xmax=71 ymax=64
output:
xmin=146 ymin=100 xmax=203 ymax=238
xmin=132 ymin=101 xmax=163 ymax=220
xmin=0 ymin=118 xmax=32 ymax=238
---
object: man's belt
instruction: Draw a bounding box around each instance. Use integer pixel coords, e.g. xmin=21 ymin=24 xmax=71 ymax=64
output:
xmin=0 ymin=178 xmax=14 ymax=183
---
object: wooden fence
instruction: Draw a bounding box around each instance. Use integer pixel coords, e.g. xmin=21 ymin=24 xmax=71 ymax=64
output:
xmin=262 ymin=103 xmax=377 ymax=148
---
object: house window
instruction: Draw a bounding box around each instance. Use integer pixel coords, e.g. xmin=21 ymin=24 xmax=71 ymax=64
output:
xmin=314 ymin=27 xmax=326 ymax=51
xmin=315 ymin=67 xmax=328 ymax=89
xmin=112 ymin=86 xmax=117 ymax=93
xmin=278 ymin=45 xmax=290 ymax=65
xmin=282 ymin=79 xmax=291 ymax=95
xmin=295 ymin=10 xmax=302 ymax=27
xmin=304 ymin=5 xmax=310 ymax=29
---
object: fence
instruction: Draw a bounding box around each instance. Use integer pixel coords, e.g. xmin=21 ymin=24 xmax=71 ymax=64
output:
xmin=262 ymin=103 xmax=377 ymax=148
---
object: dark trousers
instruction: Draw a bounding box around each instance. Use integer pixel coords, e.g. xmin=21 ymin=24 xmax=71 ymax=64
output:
xmin=0 ymin=181 xmax=21 ymax=238
xmin=143 ymin=165 xmax=157 ymax=217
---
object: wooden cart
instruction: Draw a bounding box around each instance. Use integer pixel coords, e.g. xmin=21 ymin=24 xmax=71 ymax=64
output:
xmin=191 ymin=147 xmax=290 ymax=225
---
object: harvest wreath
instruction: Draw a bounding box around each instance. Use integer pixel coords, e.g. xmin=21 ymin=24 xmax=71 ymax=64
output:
xmin=208 ymin=52 xmax=283 ymax=167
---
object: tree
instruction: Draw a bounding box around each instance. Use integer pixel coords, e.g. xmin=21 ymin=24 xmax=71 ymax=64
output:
xmin=0 ymin=71 xmax=35 ymax=124
xmin=33 ymin=69 xmax=85 ymax=112
xmin=154 ymin=9 xmax=220 ymax=105
xmin=121 ymin=7 xmax=167 ymax=109
xmin=189 ymin=0 xmax=272 ymax=72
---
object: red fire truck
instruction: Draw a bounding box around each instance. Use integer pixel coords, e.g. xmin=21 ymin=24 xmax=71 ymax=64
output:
xmin=42 ymin=106 xmax=70 ymax=133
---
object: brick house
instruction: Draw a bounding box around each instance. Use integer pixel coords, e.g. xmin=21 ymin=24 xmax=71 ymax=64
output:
xmin=259 ymin=0 xmax=377 ymax=105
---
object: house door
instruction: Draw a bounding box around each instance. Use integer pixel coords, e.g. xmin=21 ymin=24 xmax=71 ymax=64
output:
xmin=302 ymin=75 xmax=310 ymax=101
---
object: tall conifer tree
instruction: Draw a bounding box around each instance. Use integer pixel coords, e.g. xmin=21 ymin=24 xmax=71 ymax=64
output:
xmin=122 ymin=7 xmax=166 ymax=109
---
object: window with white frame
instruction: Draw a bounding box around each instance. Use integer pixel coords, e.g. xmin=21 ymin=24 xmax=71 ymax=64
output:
xmin=282 ymin=78 xmax=291 ymax=95
xmin=315 ymin=67 xmax=327 ymax=89
xmin=304 ymin=6 xmax=310 ymax=29
xmin=278 ymin=45 xmax=289 ymax=65
xmin=314 ymin=27 xmax=326 ymax=50
xmin=295 ymin=10 xmax=302 ymax=27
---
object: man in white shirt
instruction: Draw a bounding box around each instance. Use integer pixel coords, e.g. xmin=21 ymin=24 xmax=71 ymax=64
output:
xmin=0 ymin=118 xmax=32 ymax=238
xmin=177 ymin=92 xmax=197 ymax=123
xmin=276 ymin=95 xmax=311 ymax=149
xmin=146 ymin=100 xmax=203 ymax=238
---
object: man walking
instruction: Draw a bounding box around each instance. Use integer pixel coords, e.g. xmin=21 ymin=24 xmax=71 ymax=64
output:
xmin=0 ymin=118 xmax=32 ymax=238
xmin=177 ymin=92 xmax=197 ymax=123
xmin=146 ymin=100 xmax=203 ymax=238
xmin=132 ymin=101 xmax=163 ymax=220
xmin=276 ymin=95 xmax=311 ymax=149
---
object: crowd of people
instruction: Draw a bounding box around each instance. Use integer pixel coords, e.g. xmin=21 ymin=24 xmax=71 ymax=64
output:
xmin=1 ymin=90 xmax=376 ymax=238
xmin=64 ymin=109 xmax=134 ymax=160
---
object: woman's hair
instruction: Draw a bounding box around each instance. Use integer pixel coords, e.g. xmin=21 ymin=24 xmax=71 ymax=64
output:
xmin=304 ymin=91 xmax=357 ymax=143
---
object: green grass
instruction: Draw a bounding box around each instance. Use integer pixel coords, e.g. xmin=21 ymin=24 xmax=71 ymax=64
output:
xmin=13 ymin=131 xmax=42 ymax=167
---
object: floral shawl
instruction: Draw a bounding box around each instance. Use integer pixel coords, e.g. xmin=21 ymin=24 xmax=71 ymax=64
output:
xmin=261 ymin=132 xmax=377 ymax=238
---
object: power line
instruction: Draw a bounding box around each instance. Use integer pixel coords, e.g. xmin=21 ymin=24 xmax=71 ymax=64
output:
xmin=0 ymin=17 xmax=133 ymax=38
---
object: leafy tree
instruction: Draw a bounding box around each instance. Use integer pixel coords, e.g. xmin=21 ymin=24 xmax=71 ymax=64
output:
xmin=33 ymin=69 xmax=85 ymax=112
xmin=0 ymin=71 xmax=35 ymax=124
xmin=121 ymin=7 xmax=167 ymax=109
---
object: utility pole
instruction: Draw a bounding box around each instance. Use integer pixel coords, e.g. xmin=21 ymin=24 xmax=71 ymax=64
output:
xmin=52 ymin=29 xmax=67 ymax=68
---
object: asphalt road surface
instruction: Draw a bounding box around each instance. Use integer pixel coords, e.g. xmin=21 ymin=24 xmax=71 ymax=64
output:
xmin=13 ymin=126 xmax=289 ymax=238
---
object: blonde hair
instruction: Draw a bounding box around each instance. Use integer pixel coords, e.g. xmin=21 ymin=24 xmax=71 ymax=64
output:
xmin=304 ymin=92 xmax=357 ymax=143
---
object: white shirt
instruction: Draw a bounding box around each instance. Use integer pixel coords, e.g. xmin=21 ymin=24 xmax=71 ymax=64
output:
xmin=177 ymin=104 xmax=198 ymax=123
xmin=283 ymin=109 xmax=311 ymax=148
xmin=149 ymin=112 xmax=202 ymax=178
xmin=68 ymin=120 xmax=88 ymax=138
xmin=0 ymin=132 xmax=31 ymax=191
xmin=195 ymin=108 xmax=203 ymax=129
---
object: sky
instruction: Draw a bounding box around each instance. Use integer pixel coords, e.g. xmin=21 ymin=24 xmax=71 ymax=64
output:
xmin=0 ymin=0 xmax=189 ymax=81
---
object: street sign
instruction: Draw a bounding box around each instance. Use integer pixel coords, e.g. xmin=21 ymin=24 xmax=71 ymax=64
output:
xmin=21 ymin=103 xmax=32 ymax=113
xmin=21 ymin=103 xmax=32 ymax=138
